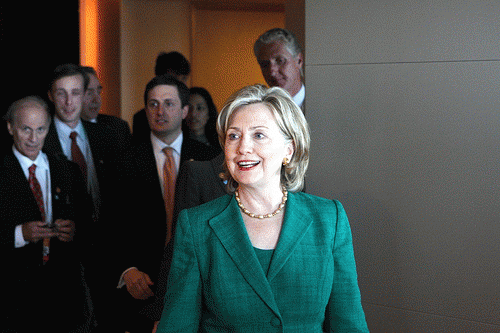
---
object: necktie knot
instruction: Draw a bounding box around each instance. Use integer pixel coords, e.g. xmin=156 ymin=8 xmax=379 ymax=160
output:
xmin=29 ymin=163 xmax=37 ymax=175
xmin=70 ymin=131 xmax=78 ymax=141
xmin=162 ymin=146 xmax=174 ymax=158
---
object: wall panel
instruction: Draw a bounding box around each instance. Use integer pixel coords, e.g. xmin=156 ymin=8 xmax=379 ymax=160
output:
xmin=305 ymin=1 xmax=500 ymax=331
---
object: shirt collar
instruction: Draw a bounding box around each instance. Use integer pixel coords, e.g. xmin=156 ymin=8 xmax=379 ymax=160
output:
xmin=292 ymin=84 xmax=305 ymax=108
xmin=12 ymin=146 xmax=49 ymax=171
xmin=54 ymin=116 xmax=85 ymax=138
xmin=151 ymin=131 xmax=183 ymax=156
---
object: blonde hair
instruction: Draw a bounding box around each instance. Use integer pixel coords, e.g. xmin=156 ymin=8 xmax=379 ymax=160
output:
xmin=217 ymin=85 xmax=310 ymax=192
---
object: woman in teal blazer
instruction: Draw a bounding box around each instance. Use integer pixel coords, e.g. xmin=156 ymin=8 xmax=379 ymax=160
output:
xmin=157 ymin=85 xmax=368 ymax=332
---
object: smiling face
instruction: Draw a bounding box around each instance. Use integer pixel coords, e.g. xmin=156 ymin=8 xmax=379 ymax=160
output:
xmin=224 ymin=103 xmax=294 ymax=190
xmin=187 ymin=93 xmax=209 ymax=135
xmin=82 ymin=73 xmax=102 ymax=121
xmin=256 ymin=41 xmax=303 ymax=97
xmin=145 ymin=84 xmax=189 ymax=144
xmin=8 ymin=102 xmax=50 ymax=161
xmin=48 ymin=74 xmax=85 ymax=128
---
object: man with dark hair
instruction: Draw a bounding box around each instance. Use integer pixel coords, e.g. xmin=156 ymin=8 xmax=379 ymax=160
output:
xmin=2 ymin=96 xmax=95 ymax=332
xmin=254 ymin=28 xmax=305 ymax=109
xmin=117 ymin=74 xmax=218 ymax=332
xmin=132 ymin=51 xmax=191 ymax=143
xmin=43 ymin=63 xmax=126 ymax=332
xmin=44 ymin=63 xmax=101 ymax=213
xmin=154 ymin=51 xmax=191 ymax=84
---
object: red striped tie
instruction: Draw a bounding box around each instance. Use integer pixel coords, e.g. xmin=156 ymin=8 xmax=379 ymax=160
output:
xmin=28 ymin=164 xmax=45 ymax=221
xmin=29 ymin=164 xmax=49 ymax=263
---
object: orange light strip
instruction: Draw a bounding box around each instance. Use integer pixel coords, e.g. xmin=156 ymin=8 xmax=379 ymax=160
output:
xmin=79 ymin=0 xmax=98 ymax=69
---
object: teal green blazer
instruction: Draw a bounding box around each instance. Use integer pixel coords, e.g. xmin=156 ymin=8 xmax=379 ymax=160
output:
xmin=157 ymin=191 xmax=368 ymax=332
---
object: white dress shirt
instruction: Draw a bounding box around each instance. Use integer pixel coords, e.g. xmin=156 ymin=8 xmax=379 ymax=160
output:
xmin=54 ymin=117 xmax=100 ymax=216
xmin=151 ymin=131 xmax=183 ymax=198
xmin=13 ymin=147 xmax=52 ymax=248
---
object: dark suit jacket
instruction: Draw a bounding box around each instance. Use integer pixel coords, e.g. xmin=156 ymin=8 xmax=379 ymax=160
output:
xmin=1 ymin=151 xmax=95 ymax=333
xmin=140 ymin=152 xmax=227 ymax=320
xmin=157 ymin=192 xmax=368 ymax=333
xmin=118 ymin=135 xmax=218 ymax=283
xmin=173 ymin=152 xmax=226 ymax=224
xmin=43 ymin=118 xmax=129 ymax=288
xmin=96 ymin=113 xmax=132 ymax=152
xmin=131 ymin=108 xmax=149 ymax=144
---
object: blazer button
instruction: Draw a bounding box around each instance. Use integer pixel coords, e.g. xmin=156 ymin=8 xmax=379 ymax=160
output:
xmin=270 ymin=317 xmax=281 ymax=327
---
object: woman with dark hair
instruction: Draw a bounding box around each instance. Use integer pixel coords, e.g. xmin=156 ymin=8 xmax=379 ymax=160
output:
xmin=185 ymin=87 xmax=221 ymax=153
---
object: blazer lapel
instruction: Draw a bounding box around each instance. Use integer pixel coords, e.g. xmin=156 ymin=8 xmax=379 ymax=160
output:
xmin=208 ymin=196 xmax=281 ymax=316
xmin=82 ymin=120 xmax=106 ymax=169
xmin=43 ymin=121 xmax=65 ymax=158
xmin=267 ymin=192 xmax=314 ymax=282
xmin=4 ymin=153 xmax=42 ymax=219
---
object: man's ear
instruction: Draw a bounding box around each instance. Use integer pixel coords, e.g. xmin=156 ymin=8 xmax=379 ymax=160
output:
xmin=7 ymin=121 xmax=13 ymax=136
xmin=296 ymin=52 xmax=304 ymax=69
xmin=181 ymin=105 xmax=189 ymax=120
xmin=47 ymin=90 xmax=54 ymax=103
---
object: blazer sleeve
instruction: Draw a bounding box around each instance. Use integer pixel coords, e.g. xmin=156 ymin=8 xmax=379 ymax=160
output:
xmin=326 ymin=200 xmax=369 ymax=332
xmin=157 ymin=209 xmax=202 ymax=332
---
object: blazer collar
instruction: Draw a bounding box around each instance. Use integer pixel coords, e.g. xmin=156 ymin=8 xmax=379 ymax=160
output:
xmin=268 ymin=192 xmax=313 ymax=281
xmin=208 ymin=192 xmax=313 ymax=315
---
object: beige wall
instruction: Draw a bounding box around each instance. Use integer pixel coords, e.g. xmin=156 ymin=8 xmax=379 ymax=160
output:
xmin=191 ymin=9 xmax=284 ymax=110
xmin=305 ymin=0 xmax=500 ymax=331
xmin=120 ymin=0 xmax=191 ymax=126
xmin=119 ymin=0 xmax=284 ymax=126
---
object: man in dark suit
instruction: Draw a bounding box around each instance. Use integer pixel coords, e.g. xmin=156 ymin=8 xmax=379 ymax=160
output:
xmin=132 ymin=51 xmax=191 ymax=144
xmin=81 ymin=66 xmax=132 ymax=151
xmin=173 ymin=152 xmax=226 ymax=221
xmin=43 ymin=63 xmax=125 ymax=332
xmin=117 ymin=74 xmax=218 ymax=332
xmin=1 ymin=96 xmax=95 ymax=332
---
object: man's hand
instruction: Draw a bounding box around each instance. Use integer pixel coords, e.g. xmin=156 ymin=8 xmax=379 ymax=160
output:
xmin=123 ymin=268 xmax=154 ymax=300
xmin=53 ymin=219 xmax=75 ymax=242
xmin=22 ymin=221 xmax=57 ymax=243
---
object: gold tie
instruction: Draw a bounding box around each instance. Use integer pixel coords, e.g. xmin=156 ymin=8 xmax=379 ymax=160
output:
xmin=162 ymin=147 xmax=176 ymax=244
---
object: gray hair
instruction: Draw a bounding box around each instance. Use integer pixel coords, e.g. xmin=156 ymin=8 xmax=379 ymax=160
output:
xmin=217 ymin=84 xmax=310 ymax=192
xmin=253 ymin=28 xmax=302 ymax=59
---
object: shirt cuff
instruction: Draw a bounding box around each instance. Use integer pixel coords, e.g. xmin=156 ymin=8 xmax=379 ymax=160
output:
xmin=117 ymin=267 xmax=138 ymax=288
xmin=15 ymin=225 xmax=28 ymax=248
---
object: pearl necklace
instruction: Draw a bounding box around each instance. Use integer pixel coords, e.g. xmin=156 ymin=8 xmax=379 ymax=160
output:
xmin=235 ymin=187 xmax=288 ymax=219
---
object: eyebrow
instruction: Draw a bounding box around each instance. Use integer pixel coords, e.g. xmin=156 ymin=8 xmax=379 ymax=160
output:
xmin=228 ymin=125 xmax=269 ymax=131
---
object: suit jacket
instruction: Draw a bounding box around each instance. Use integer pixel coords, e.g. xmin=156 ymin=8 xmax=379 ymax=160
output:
xmin=131 ymin=108 xmax=149 ymax=144
xmin=118 ymin=136 xmax=219 ymax=282
xmin=157 ymin=192 xmax=368 ymax=333
xmin=1 ymin=151 xmax=95 ymax=332
xmin=96 ymin=113 xmax=132 ymax=153
xmin=173 ymin=152 xmax=226 ymax=224
xmin=140 ymin=152 xmax=227 ymax=320
xmin=43 ymin=118 xmax=124 ymax=182
xmin=43 ymin=117 xmax=129 ymax=290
